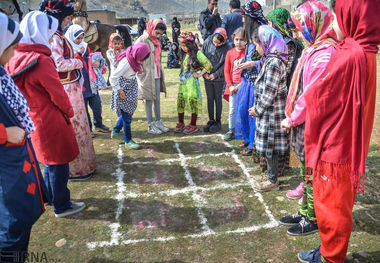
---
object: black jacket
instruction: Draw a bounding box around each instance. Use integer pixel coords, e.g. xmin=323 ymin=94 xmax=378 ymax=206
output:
xmin=172 ymin=21 xmax=181 ymax=43
xmin=199 ymin=8 xmax=222 ymax=41
xmin=167 ymin=43 xmax=180 ymax=69
xmin=138 ymin=18 xmax=146 ymax=36
xmin=202 ymin=37 xmax=231 ymax=82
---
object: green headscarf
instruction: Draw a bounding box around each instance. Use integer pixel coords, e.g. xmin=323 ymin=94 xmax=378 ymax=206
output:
xmin=267 ymin=8 xmax=291 ymax=38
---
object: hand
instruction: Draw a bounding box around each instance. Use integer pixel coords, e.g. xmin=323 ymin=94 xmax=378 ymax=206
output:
xmin=92 ymin=61 xmax=100 ymax=68
xmin=6 ymin=126 xmax=25 ymax=144
xmin=208 ymin=74 xmax=215 ymax=80
xmin=213 ymin=7 xmax=219 ymax=15
xmin=238 ymin=61 xmax=253 ymax=70
xmin=193 ymin=72 xmax=203 ymax=78
xmin=281 ymin=118 xmax=291 ymax=132
xmin=118 ymin=90 xmax=126 ymax=100
xmin=248 ymin=107 xmax=257 ymax=117
xmin=137 ymin=69 xmax=143 ymax=74
xmin=78 ymin=46 xmax=85 ymax=55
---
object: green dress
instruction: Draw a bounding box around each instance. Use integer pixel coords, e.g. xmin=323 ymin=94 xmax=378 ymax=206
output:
xmin=177 ymin=50 xmax=212 ymax=114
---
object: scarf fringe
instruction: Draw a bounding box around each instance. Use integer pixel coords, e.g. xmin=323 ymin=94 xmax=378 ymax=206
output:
xmin=306 ymin=160 xmax=365 ymax=193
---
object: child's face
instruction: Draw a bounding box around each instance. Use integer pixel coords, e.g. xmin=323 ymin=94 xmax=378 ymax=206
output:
xmin=74 ymin=33 xmax=84 ymax=45
xmin=233 ymin=33 xmax=246 ymax=51
xmin=0 ymin=43 xmax=17 ymax=66
xmin=212 ymin=36 xmax=223 ymax=47
xmin=113 ymin=40 xmax=123 ymax=50
xmin=92 ymin=60 xmax=100 ymax=68
xmin=332 ymin=12 xmax=345 ymax=41
xmin=179 ymin=43 xmax=189 ymax=53
xmin=253 ymin=39 xmax=264 ymax=56
xmin=172 ymin=44 xmax=177 ymax=50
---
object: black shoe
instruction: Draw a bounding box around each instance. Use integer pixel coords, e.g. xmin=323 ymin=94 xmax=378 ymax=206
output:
xmin=209 ymin=121 xmax=221 ymax=133
xmin=203 ymin=120 xmax=215 ymax=132
xmin=96 ymin=124 xmax=110 ymax=133
xmin=279 ymin=211 xmax=305 ymax=226
xmin=287 ymin=217 xmax=318 ymax=236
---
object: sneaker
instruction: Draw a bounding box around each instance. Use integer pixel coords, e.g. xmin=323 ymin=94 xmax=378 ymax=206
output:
xmin=279 ymin=211 xmax=305 ymax=226
xmin=90 ymin=131 xmax=95 ymax=138
xmin=111 ymin=130 xmax=124 ymax=139
xmin=125 ymin=140 xmax=141 ymax=150
xmin=155 ymin=120 xmax=169 ymax=133
xmin=148 ymin=123 xmax=162 ymax=134
xmin=255 ymin=180 xmax=280 ymax=192
xmin=203 ymin=120 xmax=215 ymax=132
xmin=55 ymin=201 xmax=86 ymax=218
xmin=174 ymin=123 xmax=185 ymax=133
xmin=287 ymin=182 xmax=304 ymax=199
xmin=209 ymin=121 xmax=221 ymax=133
xmin=298 ymin=196 xmax=304 ymax=205
xmin=96 ymin=124 xmax=110 ymax=133
xmin=252 ymin=173 xmax=268 ymax=182
xmin=183 ymin=124 xmax=199 ymax=135
xmin=287 ymin=217 xmax=319 ymax=236
xmin=298 ymin=246 xmax=321 ymax=263
xmin=223 ymin=130 xmax=235 ymax=141
xmin=69 ymin=173 xmax=94 ymax=181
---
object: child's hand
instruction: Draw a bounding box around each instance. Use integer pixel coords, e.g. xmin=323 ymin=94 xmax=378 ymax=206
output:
xmin=239 ymin=61 xmax=254 ymax=70
xmin=137 ymin=69 xmax=143 ymax=74
xmin=229 ymin=85 xmax=236 ymax=94
xmin=92 ymin=61 xmax=100 ymax=68
xmin=6 ymin=126 xmax=25 ymax=144
xmin=78 ymin=46 xmax=85 ymax=55
xmin=281 ymin=118 xmax=291 ymax=132
xmin=208 ymin=74 xmax=215 ymax=80
xmin=248 ymin=107 xmax=257 ymax=117
xmin=118 ymin=90 xmax=126 ymax=100
xmin=193 ymin=72 xmax=203 ymax=78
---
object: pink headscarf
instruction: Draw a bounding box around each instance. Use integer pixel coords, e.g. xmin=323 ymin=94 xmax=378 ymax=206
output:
xmin=116 ymin=42 xmax=150 ymax=72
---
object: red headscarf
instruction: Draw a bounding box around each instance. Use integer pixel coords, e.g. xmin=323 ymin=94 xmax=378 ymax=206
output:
xmin=116 ymin=42 xmax=150 ymax=73
xmin=146 ymin=19 xmax=165 ymax=78
xmin=304 ymin=0 xmax=380 ymax=192
xmin=108 ymin=33 xmax=124 ymax=57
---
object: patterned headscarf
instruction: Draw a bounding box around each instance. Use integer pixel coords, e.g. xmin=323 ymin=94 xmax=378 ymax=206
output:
xmin=39 ymin=0 xmax=74 ymax=30
xmin=241 ymin=1 xmax=267 ymax=25
xmin=267 ymin=8 xmax=291 ymax=38
xmin=178 ymin=31 xmax=195 ymax=43
xmin=108 ymin=33 xmax=124 ymax=56
xmin=290 ymin=0 xmax=335 ymax=45
xmin=257 ymin=25 xmax=288 ymax=64
xmin=146 ymin=18 xmax=165 ymax=78
xmin=212 ymin=27 xmax=227 ymax=45
xmin=0 ymin=13 xmax=35 ymax=134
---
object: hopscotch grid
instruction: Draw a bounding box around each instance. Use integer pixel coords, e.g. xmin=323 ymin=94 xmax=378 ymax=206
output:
xmin=87 ymin=134 xmax=278 ymax=250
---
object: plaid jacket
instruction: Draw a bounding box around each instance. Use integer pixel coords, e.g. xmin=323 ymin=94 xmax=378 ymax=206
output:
xmin=254 ymin=57 xmax=289 ymax=157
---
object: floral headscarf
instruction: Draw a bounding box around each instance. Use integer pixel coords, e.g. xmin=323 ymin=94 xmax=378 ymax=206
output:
xmin=39 ymin=0 xmax=74 ymax=30
xmin=178 ymin=31 xmax=195 ymax=43
xmin=257 ymin=25 xmax=288 ymax=64
xmin=290 ymin=0 xmax=335 ymax=45
xmin=241 ymin=1 xmax=267 ymax=25
xmin=267 ymin=8 xmax=291 ymax=38
xmin=212 ymin=27 xmax=227 ymax=45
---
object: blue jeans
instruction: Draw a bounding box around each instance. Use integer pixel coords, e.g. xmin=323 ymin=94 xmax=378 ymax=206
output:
xmin=113 ymin=110 xmax=132 ymax=143
xmin=43 ymin=164 xmax=72 ymax=214
xmin=0 ymin=228 xmax=31 ymax=262
xmin=84 ymin=93 xmax=103 ymax=130
xmin=229 ymin=90 xmax=237 ymax=130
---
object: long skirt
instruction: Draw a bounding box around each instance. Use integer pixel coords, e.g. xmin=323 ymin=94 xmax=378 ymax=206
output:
xmin=63 ymin=81 xmax=96 ymax=177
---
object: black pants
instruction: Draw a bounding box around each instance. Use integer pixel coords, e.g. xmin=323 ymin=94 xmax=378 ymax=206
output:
xmin=205 ymin=80 xmax=224 ymax=122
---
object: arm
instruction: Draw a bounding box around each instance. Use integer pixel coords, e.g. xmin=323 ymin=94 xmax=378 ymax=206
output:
xmin=221 ymin=15 xmax=228 ymax=29
xmin=51 ymin=34 xmax=83 ymax=73
xmin=109 ymin=58 xmax=131 ymax=91
xmin=289 ymin=47 xmax=336 ymax=126
xmin=254 ymin=61 xmax=282 ymax=117
xmin=0 ymin=123 xmax=6 ymax=144
xmin=106 ymin=49 xmax=118 ymax=69
xmin=212 ymin=48 xmax=228 ymax=79
xmin=197 ymin=51 xmax=213 ymax=74
xmin=224 ymin=51 xmax=233 ymax=87
xmin=200 ymin=12 xmax=219 ymax=30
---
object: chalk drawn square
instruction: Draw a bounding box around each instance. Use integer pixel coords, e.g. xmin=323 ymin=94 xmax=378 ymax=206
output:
xmin=122 ymin=140 xmax=178 ymax=163
xmin=178 ymin=138 xmax=230 ymax=156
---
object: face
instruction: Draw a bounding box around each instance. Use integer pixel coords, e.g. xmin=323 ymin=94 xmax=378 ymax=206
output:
xmin=208 ymin=0 xmax=218 ymax=11
xmin=172 ymin=44 xmax=177 ymax=50
xmin=113 ymin=40 xmax=123 ymax=50
xmin=152 ymin=29 xmax=165 ymax=39
xmin=73 ymin=33 xmax=84 ymax=45
xmin=179 ymin=42 xmax=189 ymax=53
xmin=253 ymin=39 xmax=264 ymax=56
xmin=212 ymin=36 xmax=223 ymax=47
xmin=292 ymin=28 xmax=310 ymax=47
xmin=332 ymin=12 xmax=345 ymax=41
xmin=233 ymin=33 xmax=246 ymax=51
xmin=0 ymin=43 xmax=18 ymax=66
xmin=61 ymin=15 xmax=72 ymax=30
xmin=137 ymin=60 xmax=145 ymax=65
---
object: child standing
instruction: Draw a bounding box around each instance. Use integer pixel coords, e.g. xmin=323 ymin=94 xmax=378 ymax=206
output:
xmin=109 ymin=43 xmax=150 ymax=149
xmin=107 ymin=33 xmax=124 ymax=74
xmin=167 ymin=42 xmax=180 ymax=69
xmin=223 ymin=27 xmax=246 ymax=141
xmin=202 ymin=27 xmax=231 ymax=133
xmin=89 ymin=52 xmax=108 ymax=94
xmin=174 ymin=32 xmax=212 ymax=134
xmin=249 ymin=25 xmax=289 ymax=192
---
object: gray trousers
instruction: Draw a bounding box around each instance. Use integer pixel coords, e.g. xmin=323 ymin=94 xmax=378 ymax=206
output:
xmin=266 ymin=153 xmax=278 ymax=183
xmin=145 ymin=78 xmax=161 ymax=124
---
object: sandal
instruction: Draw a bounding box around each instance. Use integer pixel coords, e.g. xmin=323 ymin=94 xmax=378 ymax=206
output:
xmin=174 ymin=123 xmax=185 ymax=133
xmin=183 ymin=124 xmax=199 ymax=135
xmin=240 ymin=148 xmax=253 ymax=156
xmin=239 ymin=142 xmax=249 ymax=148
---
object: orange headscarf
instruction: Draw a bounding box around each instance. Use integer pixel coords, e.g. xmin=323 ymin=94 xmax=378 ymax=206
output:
xmin=146 ymin=19 xmax=165 ymax=78
xmin=108 ymin=33 xmax=124 ymax=57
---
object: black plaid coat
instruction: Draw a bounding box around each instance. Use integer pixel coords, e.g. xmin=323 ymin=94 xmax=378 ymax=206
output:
xmin=253 ymin=57 xmax=289 ymax=158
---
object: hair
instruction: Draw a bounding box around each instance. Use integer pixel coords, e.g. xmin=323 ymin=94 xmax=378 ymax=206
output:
xmin=155 ymin=22 xmax=167 ymax=31
xmin=213 ymin=33 xmax=225 ymax=43
xmin=243 ymin=16 xmax=261 ymax=43
xmin=179 ymin=41 xmax=203 ymax=72
xmin=330 ymin=0 xmax=336 ymax=12
xmin=229 ymin=0 xmax=240 ymax=9
xmin=252 ymin=28 xmax=260 ymax=44
xmin=112 ymin=36 xmax=123 ymax=42
xmin=142 ymin=52 xmax=150 ymax=61
xmin=208 ymin=0 xmax=218 ymax=3
xmin=231 ymin=27 xmax=244 ymax=40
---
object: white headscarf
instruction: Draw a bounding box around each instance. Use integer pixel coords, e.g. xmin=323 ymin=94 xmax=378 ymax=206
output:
xmin=65 ymin=24 xmax=88 ymax=54
xmin=0 ymin=12 xmax=22 ymax=57
xmin=19 ymin=11 xmax=58 ymax=50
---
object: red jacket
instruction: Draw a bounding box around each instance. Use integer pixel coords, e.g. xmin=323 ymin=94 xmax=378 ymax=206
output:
xmin=6 ymin=43 xmax=79 ymax=165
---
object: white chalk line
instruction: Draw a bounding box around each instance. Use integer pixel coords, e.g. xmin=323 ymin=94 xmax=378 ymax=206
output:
xmin=87 ymin=134 xmax=279 ymax=249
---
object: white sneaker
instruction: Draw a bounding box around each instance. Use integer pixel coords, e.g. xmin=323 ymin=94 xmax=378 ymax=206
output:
xmin=55 ymin=201 xmax=86 ymax=218
xmin=148 ymin=123 xmax=162 ymax=134
xmin=155 ymin=120 xmax=169 ymax=133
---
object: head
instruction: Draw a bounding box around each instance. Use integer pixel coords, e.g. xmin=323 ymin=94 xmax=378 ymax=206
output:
xmin=173 ymin=17 xmax=178 ymax=23
xmin=178 ymin=31 xmax=202 ymax=71
xmin=109 ymin=33 xmax=124 ymax=51
xmin=229 ymin=0 xmax=240 ymax=10
xmin=147 ymin=19 xmax=167 ymax=40
xmin=212 ymin=28 xmax=227 ymax=47
xmin=252 ymin=25 xmax=288 ymax=61
xmin=208 ymin=0 xmax=218 ymax=12
xmin=39 ymin=0 xmax=74 ymax=31
xmin=195 ymin=33 xmax=199 ymax=39
xmin=73 ymin=32 xmax=84 ymax=44
xmin=171 ymin=43 xmax=178 ymax=50
xmin=19 ymin=11 xmax=59 ymax=50
xmin=0 ymin=13 xmax=22 ymax=66
xmin=241 ymin=1 xmax=267 ymax=43
xmin=266 ymin=8 xmax=291 ymax=38
xmin=232 ymin=27 xmax=246 ymax=51
xmin=252 ymin=29 xmax=263 ymax=56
